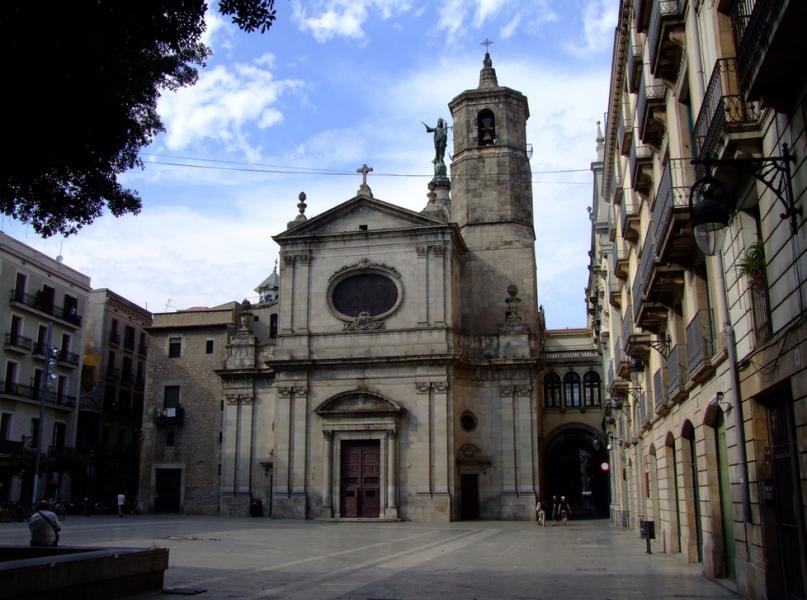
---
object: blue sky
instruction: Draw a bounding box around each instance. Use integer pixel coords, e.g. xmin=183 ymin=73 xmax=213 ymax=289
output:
xmin=5 ymin=0 xmax=617 ymax=327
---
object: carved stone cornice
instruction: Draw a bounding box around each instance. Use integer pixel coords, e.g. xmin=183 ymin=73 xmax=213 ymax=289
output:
xmin=415 ymin=381 xmax=448 ymax=393
xmin=277 ymin=385 xmax=307 ymax=397
xmin=225 ymin=392 xmax=254 ymax=405
xmin=343 ymin=312 xmax=385 ymax=331
xmin=329 ymin=257 xmax=401 ymax=282
xmin=416 ymin=245 xmax=428 ymax=258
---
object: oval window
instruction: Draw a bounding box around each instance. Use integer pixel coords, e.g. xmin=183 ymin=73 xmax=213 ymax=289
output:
xmin=332 ymin=273 xmax=398 ymax=317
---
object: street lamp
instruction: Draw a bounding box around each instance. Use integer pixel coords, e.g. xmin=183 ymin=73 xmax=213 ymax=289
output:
xmin=685 ymin=145 xmax=797 ymax=525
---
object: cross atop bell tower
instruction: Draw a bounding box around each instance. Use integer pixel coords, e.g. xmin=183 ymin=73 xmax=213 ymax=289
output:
xmin=447 ymin=53 xmax=537 ymax=336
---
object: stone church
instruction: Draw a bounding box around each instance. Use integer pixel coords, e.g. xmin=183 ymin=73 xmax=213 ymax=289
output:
xmin=138 ymin=53 xmax=608 ymax=521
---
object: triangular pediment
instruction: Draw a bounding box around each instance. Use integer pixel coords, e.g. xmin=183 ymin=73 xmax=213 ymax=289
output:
xmin=315 ymin=390 xmax=403 ymax=417
xmin=274 ymin=195 xmax=446 ymax=240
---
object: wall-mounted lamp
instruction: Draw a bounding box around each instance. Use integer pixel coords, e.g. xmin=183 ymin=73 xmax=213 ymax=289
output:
xmin=689 ymin=143 xmax=797 ymax=257
xmin=710 ymin=391 xmax=733 ymax=414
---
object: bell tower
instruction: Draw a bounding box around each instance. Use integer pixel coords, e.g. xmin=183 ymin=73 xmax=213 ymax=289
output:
xmin=448 ymin=52 xmax=538 ymax=336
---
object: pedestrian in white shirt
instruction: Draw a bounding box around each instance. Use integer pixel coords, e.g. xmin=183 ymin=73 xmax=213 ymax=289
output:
xmin=117 ymin=492 xmax=126 ymax=517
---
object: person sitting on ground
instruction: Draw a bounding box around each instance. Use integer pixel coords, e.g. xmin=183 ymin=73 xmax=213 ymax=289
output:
xmin=28 ymin=500 xmax=61 ymax=546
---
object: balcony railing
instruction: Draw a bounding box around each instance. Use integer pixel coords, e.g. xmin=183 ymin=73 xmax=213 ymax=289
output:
xmin=4 ymin=332 xmax=32 ymax=352
xmin=633 ymin=241 xmax=656 ymax=323
xmin=629 ymin=143 xmax=653 ymax=197
xmin=635 ymin=0 xmax=652 ymax=33
xmin=543 ymin=350 xmax=600 ymax=363
xmin=0 ymin=380 xmax=76 ymax=408
xmin=686 ymin=309 xmax=715 ymax=375
xmin=732 ymin=0 xmax=792 ymax=101
xmin=694 ymin=58 xmax=760 ymax=162
xmin=618 ymin=107 xmax=634 ymax=156
xmin=667 ymin=344 xmax=687 ymax=399
xmin=0 ymin=439 xmax=24 ymax=455
xmin=627 ymin=44 xmax=643 ymax=93
xmin=615 ymin=240 xmax=630 ymax=280
xmin=654 ymin=368 xmax=667 ymax=409
xmin=637 ymin=72 xmax=667 ymax=147
xmin=153 ymin=405 xmax=185 ymax=425
xmin=619 ymin=198 xmax=641 ymax=243
xmin=750 ymin=280 xmax=773 ymax=344
xmin=648 ymin=0 xmax=684 ymax=81
xmin=652 ymin=158 xmax=697 ymax=258
xmin=109 ymin=332 xmax=121 ymax=346
xmin=622 ymin=307 xmax=634 ymax=348
xmin=9 ymin=289 xmax=82 ymax=327
xmin=57 ymin=349 xmax=80 ymax=366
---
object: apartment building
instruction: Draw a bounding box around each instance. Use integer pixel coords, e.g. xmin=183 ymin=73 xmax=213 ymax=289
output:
xmin=0 ymin=232 xmax=91 ymax=502
xmin=588 ymin=1 xmax=807 ymax=598
xmin=77 ymin=289 xmax=152 ymax=504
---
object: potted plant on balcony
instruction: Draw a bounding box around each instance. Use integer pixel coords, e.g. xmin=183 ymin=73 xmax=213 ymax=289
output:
xmin=737 ymin=240 xmax=766 ymax=286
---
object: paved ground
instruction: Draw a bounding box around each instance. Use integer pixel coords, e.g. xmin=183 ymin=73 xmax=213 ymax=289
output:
xmin=1 ymin=515 xmax=738 ymax=599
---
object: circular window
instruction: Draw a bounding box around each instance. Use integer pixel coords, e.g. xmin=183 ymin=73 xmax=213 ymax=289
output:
xmin=332 ymin=273 xmax=398 ymax=317
xmin=460 ymin=412 xmax=478 ymax=432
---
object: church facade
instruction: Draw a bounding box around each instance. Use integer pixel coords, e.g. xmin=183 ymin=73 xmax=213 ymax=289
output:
xmin=138 ymin=55 xmax=607 ymax=521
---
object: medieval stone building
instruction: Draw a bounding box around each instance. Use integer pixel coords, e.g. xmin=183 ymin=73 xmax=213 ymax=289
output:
xmin=138 ymin=54 xmax=607 ymax=521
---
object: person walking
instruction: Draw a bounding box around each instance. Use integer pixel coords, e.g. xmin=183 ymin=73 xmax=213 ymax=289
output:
xmin=535 ymin=499 xmax=546 ymax=527
xmin=117 ymin=492 xmax=126 ymax=517
xmin=28 ymin=500 xmax=61 ymax=547
xmin=559 ymin=495 xmax=572 ymax=526
xmin=551 ymin=495 xmax=560 ymax=526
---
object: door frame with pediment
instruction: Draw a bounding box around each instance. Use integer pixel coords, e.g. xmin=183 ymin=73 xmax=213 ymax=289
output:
xmin=315 ymin=390 xmax=404 ymax=519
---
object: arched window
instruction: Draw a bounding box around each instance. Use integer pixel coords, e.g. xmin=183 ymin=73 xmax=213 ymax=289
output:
xmin=564 ymin=372 xmax=581 ymax=408
xmin=477 ymin=109 xmax=496 ymax=146
xmin=269 ymin=313 xmax=278 ymax=339
xmin=583 ymin=370 xmax=601 ymax=406
xmin=544 ymin=372 xmax=561 ymax=408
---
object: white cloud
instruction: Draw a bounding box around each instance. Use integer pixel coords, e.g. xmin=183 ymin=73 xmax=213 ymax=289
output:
xmin=564 ymin=0 xmax=619 ymax=57
xmin=157 ymin=59 xmax=302 ymax=156
xmin=435 ymin=0 xmax=558 ymax=41
xmin=292 ymin=0 xmax=412 ymax=42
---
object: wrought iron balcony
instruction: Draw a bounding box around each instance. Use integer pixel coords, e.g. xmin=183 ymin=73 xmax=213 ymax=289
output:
xmin=686 ymin=309 xmax=716 ymax=381
xmin=609 ymin=278 xmax=623 ymax=309
xmin=8 ymin=289 xmax=82 ymax=327
xmin=637 ymin=72 xmax=667 ymax=148
xmin=4 ymin=332 xmax=32 ymax=353
xmin=0 ymin=439 xmax=24 ymax=455
xmin=109 ymin=332 xmax=121 ymax=346
xmin=652 ymin=158 xmax=697 ymax=265
xmin=666 ymin=344 xmax=688 ymax=402
xmin=633 ymin=240 xmax=659 ymax=328
xmin=618 ymin=108 xmax=634 ymax=157
xmin=615 ymin=240 xmax=630 ymax=280
xmin=619 ymin=195 xmax=641 ymax=245
xmin=653 ymin=368 xmax=667 ymax=410
xmin=750 ymin=279 xmax=772 ymax=345
xmin=627 ymin=44 xmax=643 ymax=93
xmin=629 ymin=143 xmax=653 ymax=198
xmin=57 ymin=349 xmax=80 ymax=366
xmin=694 ymin=58 xmax=760 ymax=164
xmin=635 ymin=0 xmax=652 ymax=33
xmin=648 ymin=0 xmax=685 ymax=82
xmin=732 ymin=0 xmax=807 ymax=110
xmin=0 ymin=380 xmax=76 ymax=408
xmin=153 ymin=405 xmax=185 ymax=425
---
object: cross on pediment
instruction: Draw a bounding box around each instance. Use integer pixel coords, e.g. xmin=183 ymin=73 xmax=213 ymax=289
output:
xmin=357 ymin=164 xmax=373 ymax=185
xmin=356 ymin=164 xmax=374 ymax=198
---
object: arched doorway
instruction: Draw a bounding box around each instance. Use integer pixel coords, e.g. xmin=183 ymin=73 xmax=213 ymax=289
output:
xmin=544 ymin=424 xmax=610 ymax=517
xmin=681 ymin=421 xmax=703 ymax=563
xmin=665 ymin=432 xmax=681 ymax=553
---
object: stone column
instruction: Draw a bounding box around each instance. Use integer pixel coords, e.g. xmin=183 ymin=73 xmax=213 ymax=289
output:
xmin=385 ymin=428 xmax=398 ymax=519
xmin=416 ymin=245 xmax=430 ymax=326
xmin=432 ymin=381 xmax=450 ymax=495
xmin=295 ymin=254 xmax=311 ymax=333
xmin=515 ymin=385 xmax=533 ymax=494
xmin=319 ymin=430 xmax=333 ymax=518
xmin=500 ymin=385 xmax=517 ymax=494
xmin=280 ymin=254 xmax=295 ymax=333
xmin=415 ymin=381 xmax=432 ymax=494
xmin=430 ymin=245 xmax=446 ymax=325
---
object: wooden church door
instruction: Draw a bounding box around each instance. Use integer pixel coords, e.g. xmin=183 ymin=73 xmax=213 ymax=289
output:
xmin=340 ymin=440 xmax=380 ymax=518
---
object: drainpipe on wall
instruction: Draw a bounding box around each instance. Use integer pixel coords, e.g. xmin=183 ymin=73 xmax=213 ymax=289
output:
xmin=714 ymin=251 xmax=753 ymax=524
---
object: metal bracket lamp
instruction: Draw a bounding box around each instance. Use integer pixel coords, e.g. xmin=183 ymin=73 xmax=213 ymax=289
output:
xmin=689 ymin=143 xmax=797 ymax=257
